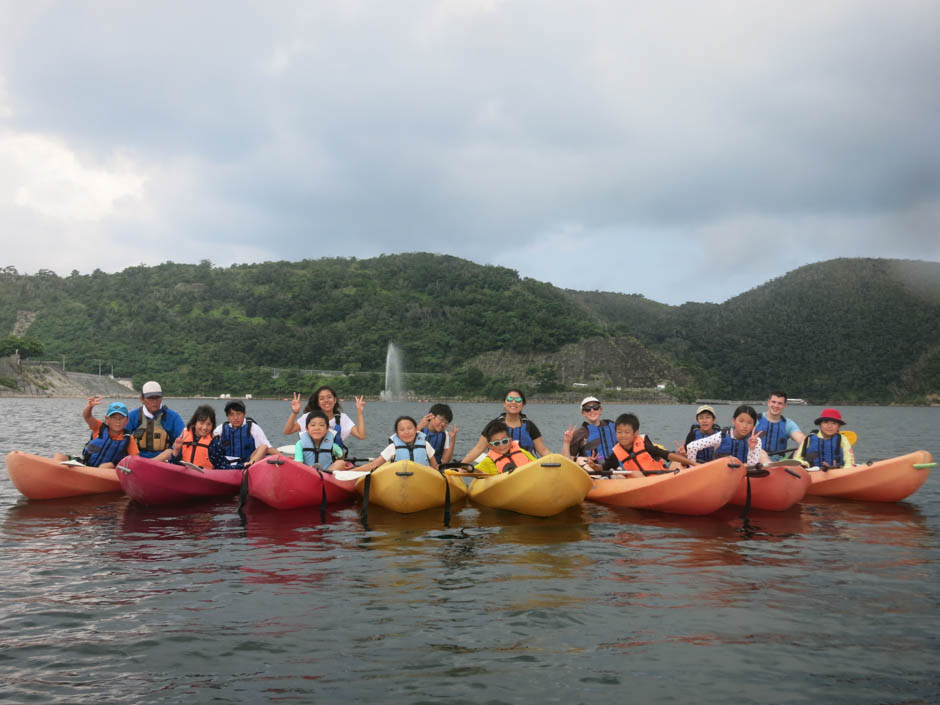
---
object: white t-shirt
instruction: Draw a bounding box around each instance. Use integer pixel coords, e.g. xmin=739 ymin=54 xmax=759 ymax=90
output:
xmin=297 ymin=411 xmax=355 ymax=440
xmin=379 ymin=442 xmax=437 ymax=463
xmin=214 ymin=420 xmax=271 ymax=460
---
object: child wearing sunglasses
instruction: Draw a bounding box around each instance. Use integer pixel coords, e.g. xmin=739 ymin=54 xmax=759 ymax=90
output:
xmin=461 ymin=388 xmax=549 ymax=462
xmin=474 ymin=420 xmax=537 ymax=475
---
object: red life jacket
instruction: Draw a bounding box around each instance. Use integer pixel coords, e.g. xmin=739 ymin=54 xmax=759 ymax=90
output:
xmin=488 ymin=441 xmax=533 ymax=473
xmin=611 ymin=434 xmax=667 ymax=472
xmin=179 ymin=428 xmax=213 ymax=469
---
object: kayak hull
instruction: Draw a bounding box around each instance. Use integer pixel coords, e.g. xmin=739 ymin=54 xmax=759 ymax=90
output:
xmin=355 ymin=460 xmax=467 ymax=513
xmin=117 ymin=455 xmax=243 ymax=505
xmin=729 ymin=464 xmax=812 ymax=511
xmin=467 ymin=454 xmax=592 ymax=517
xmin=806 ymin=450 xmax=932 ymax=502
xmin=5 ymin=450 xmax=122 ymax=499
xmin=246 ymin=456 xmax=357 ymax=509
xmin=587 ymin=456 xmax=744 ymax=515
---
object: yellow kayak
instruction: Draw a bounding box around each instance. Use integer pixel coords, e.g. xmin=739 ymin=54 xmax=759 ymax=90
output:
xmin=466 ymin=454 xmax=592 ymax=517
xmin=354 ymin=460 xmax=467 ymax=513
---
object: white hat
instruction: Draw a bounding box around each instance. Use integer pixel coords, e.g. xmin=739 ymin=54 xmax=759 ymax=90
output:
xmin=580 ymin=396 xmax=601 ymax=408
xmin=141 ymin=381 xmax=163 ymax=398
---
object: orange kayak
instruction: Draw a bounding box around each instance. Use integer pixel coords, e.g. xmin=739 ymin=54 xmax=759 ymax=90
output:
xmin=729 ymin=463 xmax=811 ymax=511
xmin=5 ymin=450 xmax=123 ymax=500
xmin=586 ymin=456 xmax=744 ymax=515
xmin=806 ymin=450 xmax=933 ymax=502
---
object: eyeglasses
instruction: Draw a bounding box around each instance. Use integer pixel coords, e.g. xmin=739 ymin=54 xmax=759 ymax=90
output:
xmin=582 ymin=404 xmax=601 ymax=412
xmin=505 ymin=396 xmax=523 ymax=403
xmin=489 ymin=438 xmax=511 ymax=447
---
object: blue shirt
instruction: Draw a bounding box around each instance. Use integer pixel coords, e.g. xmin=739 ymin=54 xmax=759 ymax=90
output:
xmin=125 ymin=405 xmax=185 ymax=459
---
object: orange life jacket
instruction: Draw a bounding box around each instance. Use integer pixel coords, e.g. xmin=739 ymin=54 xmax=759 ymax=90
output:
xmin=179 ymin=428 xmax=213 ymax=469
xmin=488 ymin=441 xmax=533 ymax=473
xmin=611 ymin=434 xmax=667 ymax=472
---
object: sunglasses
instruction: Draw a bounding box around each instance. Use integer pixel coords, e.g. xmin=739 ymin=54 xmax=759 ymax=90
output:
xmin=505 ymin=396 xmax=523 ymax=403
xmin=489 ymin=438 xmax=512 ymax=447
xmin=582 ymin=404 xmax=601 ymax=412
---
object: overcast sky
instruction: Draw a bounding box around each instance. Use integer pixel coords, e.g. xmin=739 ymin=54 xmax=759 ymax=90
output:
xmin=1 ymin=1 xmax=938 ymax=304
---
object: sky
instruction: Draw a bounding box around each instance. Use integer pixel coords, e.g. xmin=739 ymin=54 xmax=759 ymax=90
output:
xmin=1 ymin=1 xmax=938 ymax=305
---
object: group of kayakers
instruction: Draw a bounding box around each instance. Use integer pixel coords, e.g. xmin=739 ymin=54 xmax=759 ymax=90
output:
xmin=55 ymin=382 xmax=855 ymax=475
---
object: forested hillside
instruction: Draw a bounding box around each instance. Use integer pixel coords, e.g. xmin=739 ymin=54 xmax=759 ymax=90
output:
xmin=0 ymin=256 xmax=937 ymax=403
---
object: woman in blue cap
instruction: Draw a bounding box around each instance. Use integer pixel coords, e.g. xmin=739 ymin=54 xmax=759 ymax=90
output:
xmin=54 ymin=395 xmax=140 ymax=467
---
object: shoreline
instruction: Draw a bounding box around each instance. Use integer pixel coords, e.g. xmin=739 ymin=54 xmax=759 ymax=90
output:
xmin=0 ymin=392 xmax=935 ymax=407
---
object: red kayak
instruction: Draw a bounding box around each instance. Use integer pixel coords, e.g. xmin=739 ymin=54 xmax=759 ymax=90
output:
xmin=6 ymin=450 xmax=122 ymax=500
xmin=729 ymin=462 xmax=812 ymax=511
xmin=244 ymin=456 xmax=357 ymax=510
xmin=117 ymin=455 xmax=243 ymax=505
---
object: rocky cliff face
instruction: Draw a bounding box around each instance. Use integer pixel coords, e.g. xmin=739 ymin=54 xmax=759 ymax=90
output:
xmin=468 ymin=336 xmax=690 ymax=391
xmin=0 ymin=357 xmax=135 ymax=397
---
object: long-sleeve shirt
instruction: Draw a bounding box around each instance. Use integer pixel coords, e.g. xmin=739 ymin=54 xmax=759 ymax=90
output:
xmin=686 ymin=431 xmax=762 ymax=466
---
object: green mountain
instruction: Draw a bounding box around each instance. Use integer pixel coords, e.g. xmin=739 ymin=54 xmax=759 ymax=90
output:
xmin=0 ymin=256 xmax=937 ymax=403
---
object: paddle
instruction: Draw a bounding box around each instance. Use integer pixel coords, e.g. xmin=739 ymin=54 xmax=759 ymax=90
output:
xmin=765 ymin=459 xmax=803 ymax=468
xmin=237 ymin=467 xmax=250 ymax=524
xmin=842 ymin=430 xmax=858 ymax=446
xmin=334 ymin=469 xmax=372 ymax=481
xmin=444 ymin=469 xmax=493 ymax=478
xmin=439 ymin=461 xmax=477 ymax=472
xmin=60 ymin=459 xmax=87 ymax=467
xmin=180 ymin=461 xmax=205 ymax=473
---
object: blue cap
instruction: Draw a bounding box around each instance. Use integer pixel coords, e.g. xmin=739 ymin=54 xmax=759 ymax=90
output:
xmin=106 ymin=402 xmax=129 ymax=417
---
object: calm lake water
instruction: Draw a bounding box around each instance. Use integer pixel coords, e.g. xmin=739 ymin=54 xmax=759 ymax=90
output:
xmin=1 ymin=398 xmax=937 ymax=704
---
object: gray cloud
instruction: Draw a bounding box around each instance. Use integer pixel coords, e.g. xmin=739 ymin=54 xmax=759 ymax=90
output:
xmin=1 ymin=1 xmax=938 ymax=304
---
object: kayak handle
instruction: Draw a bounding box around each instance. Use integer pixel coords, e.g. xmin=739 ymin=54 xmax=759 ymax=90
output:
xmin=266 ymin=456 xmax=286 ymax=466
xmin=395 ymin=471 xmax=414 ymax=477
xmin=784 ymin=468 xmax=802 ymax=478
xmin=913 ymin=462 xmax=936 ymax=469
xmin=540 ymin=463 xmax=562 ymax=468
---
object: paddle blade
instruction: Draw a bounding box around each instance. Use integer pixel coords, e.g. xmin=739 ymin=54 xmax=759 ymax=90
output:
xmin=842 ymin=430 xmax=857 ymax=446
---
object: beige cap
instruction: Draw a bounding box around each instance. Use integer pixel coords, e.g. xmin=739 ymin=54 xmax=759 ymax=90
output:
xmin=580 ymin=396 xmax=601 ymax=408
xmin=141 ymin=381 xmax=163 ymax=398
xmin=695 ymin=404 xmax=716 ymax=417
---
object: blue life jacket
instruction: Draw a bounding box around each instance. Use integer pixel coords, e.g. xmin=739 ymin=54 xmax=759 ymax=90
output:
xmin=425 ymin=429 xmax=446 ymax=464
xmin=715 ymin=430 xmax=749 ymax=463
xmin=756 ymin=414 xmax=789 ymax=455
xmin=82 ymin=425 xmax=132 ymax=467
xmin=329 ymin=411 xmax=348 ymax=454
xmin=686 ymin=424 xmax=721 ymax=463
xmin=801 ymin=432 xmax=844 ymax=468
xmin=392 ymin=431 xmax=429 ymax=464
xmin=300 ymin=429 xmax=337 ymax=468
xmin=498 ymin=413 xmax=535 ymax=453
xmin=582 ymin=420 xmax=618 ymax=461
xmin=218 ymin=419 xmax=256 ymax=462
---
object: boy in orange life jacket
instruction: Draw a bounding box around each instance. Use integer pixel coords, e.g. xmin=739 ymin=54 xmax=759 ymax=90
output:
xmin=588 ymin=413 xmax=695 ymax=474
xmin=474 ymin=420 xmax=536 ymax=475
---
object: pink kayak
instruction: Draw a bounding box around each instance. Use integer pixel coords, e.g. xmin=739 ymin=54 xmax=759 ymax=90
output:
xmin=244 ymin=456 xmax=357 ymax=510
xmin=6 ymin=450 xmax=122 ymax=500
xmin=729 ymin=463 xmax=812 ymax=511
xmin=117 ymin=455 xmax=243 ymax=505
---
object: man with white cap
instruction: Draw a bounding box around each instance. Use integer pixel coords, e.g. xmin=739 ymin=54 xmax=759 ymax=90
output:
xmin=561 ymin=396 xmax=618 ymax=464
xmin=124 ymin=381 xmax=185 ymax=459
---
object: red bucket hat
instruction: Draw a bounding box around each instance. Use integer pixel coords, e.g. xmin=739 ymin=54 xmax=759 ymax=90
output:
xmin=814 ymin=408 xmax=846 ymax=425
